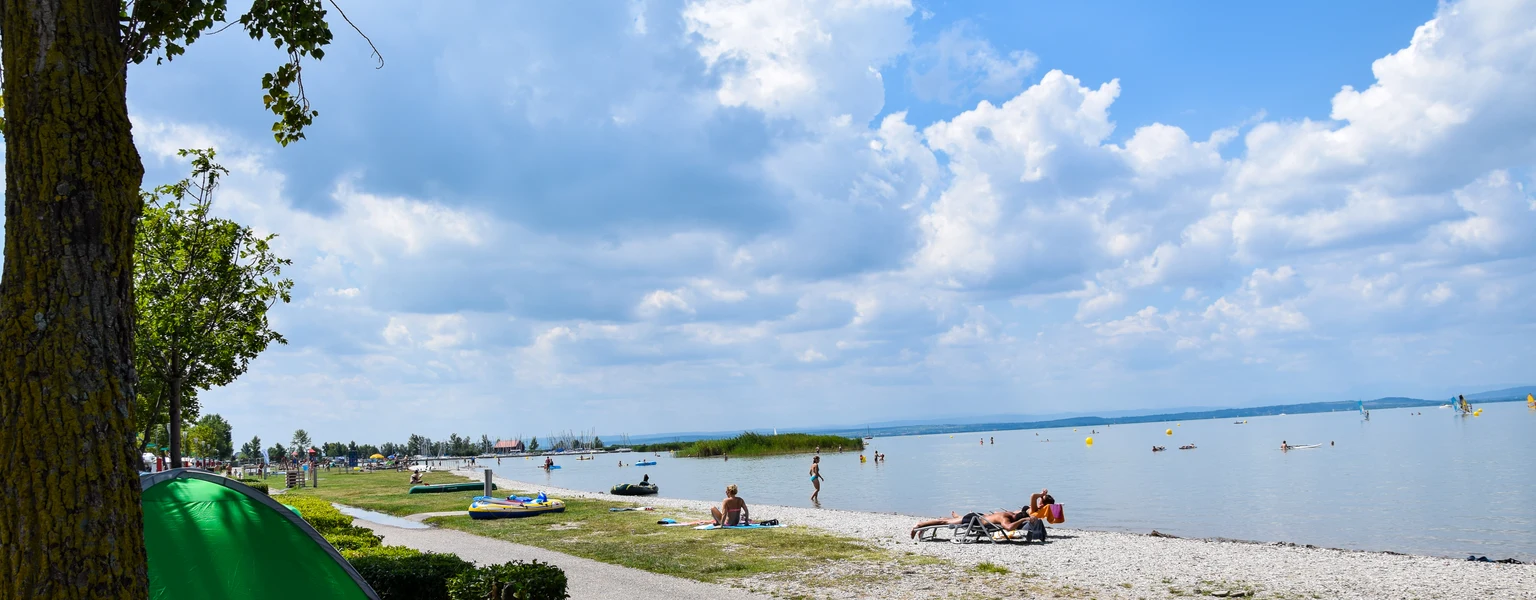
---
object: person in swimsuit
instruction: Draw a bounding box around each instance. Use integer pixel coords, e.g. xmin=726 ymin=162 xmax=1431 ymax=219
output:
xmin=909 ymin=507 xmax=1034 ymax=539
xmin=809 ymin=455 xmax=825 ymax=503
xmin=1024 ymin=490 xmax=1055 ymax=519
xmin=710 ymin=484 xmax=749 ymax=526
xmin=409 ymin=469 xmax=423 ymax=485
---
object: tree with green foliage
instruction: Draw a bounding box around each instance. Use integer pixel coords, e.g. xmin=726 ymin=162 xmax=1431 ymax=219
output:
xmin=291 ymin=429 xmax=313 ymax=454
xmin=240 ymin=436 xmax=263 ymax=462
xmin=185 ymin=414 xmax=234 ymax=462
xmin=406 ymin=433 xmax=429 ymax=457
xmin=529 ymin=437 xmax=540 ymax=452
xmin=267 ymin=442 xmax=288 ymax=465
xmin=134 ymin=149 xmax=293 ymax=468
xmin=1 ymin=1 xmax=379 ymax=595
xmin=592 ymin=436 xmax=603 ymax=449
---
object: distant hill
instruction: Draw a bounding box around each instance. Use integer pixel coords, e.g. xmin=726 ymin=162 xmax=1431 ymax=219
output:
xmin=1463 ymin=386 xmax=1536 ymax=401
xmin=608 ymin=386 xmax=1532 ymax=444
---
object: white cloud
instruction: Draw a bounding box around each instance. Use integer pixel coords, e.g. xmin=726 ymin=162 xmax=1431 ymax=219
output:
xmin=684 ymin=0 xmax=913 ymax=122
xmin=97 ymin=0 xmax=1536 ymax=443
xmin=907 ymin=22 xmax=1037 ymax=104
xmin=637 ymin=289 xmax=695 ymax=317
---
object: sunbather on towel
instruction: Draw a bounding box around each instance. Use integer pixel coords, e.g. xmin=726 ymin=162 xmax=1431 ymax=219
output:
xmin=710 ymin=484 xmax=750 ymax=526
xmin=909 ymin=509 xmax=1030 ymax=539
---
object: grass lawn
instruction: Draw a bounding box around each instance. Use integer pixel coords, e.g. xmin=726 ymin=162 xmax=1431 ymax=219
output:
xmin=285 ymin=470 xmax=921 ymax=584
xmin=430 ymin=506 xmax=887 ymax=584
xmin=282 ymin=469 xmax=491 ymax=515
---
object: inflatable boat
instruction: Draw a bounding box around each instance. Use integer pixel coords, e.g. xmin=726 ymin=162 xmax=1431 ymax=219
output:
xmin=468 ymin=495 xmax=565 ymax=519
xmin=610 ymin=482 xmax=659 ymax=496
xmin=409 ymin=482 xmax=496 ymax=494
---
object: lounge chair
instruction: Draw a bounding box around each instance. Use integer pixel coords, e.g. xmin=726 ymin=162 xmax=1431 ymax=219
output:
xmin=914 ymin=511 xmax=1011 ymax=544
xmin=914 ymin=505 xmax=1063 ymax=544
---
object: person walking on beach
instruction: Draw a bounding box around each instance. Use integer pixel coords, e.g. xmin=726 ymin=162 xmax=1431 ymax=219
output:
xmin=809 ymin=456 xmax=825 ymax=503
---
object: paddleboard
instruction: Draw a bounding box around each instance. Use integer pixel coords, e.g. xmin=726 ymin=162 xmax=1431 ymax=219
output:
xmin=1284 ymin=444 xmax=1322 ymax=450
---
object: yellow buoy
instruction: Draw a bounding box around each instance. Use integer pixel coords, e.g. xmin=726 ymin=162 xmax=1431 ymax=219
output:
xmin=1473 ymin=409 xmax=1482 ymax=416
xmin=1165 ymin=429 xmax=1173 ymax=435
xmin=1073 ymin=429 xmax=1078 ymax=432
xmin=1085 ymin=437 xmax=1094 ymax=446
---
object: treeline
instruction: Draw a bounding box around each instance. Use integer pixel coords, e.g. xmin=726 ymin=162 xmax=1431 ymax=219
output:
xmin=672 ymin=432 xmax=863 ymax=458
xmin=237 ymin=429 xmax=612 ymax=463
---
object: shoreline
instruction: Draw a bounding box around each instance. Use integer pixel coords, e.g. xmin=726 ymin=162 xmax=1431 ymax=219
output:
xmin=457 ymin=469 xmax=1536 ymax=600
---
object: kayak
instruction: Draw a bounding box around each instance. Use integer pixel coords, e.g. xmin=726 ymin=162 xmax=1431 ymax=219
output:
xmin=409 ymin=482 xmax=496 ymax=494
xmin=468 ymin=497 xmax=565 ymax=519
xmin=1284 ymin=444 xmax=1322 ymax=450
xmin=610 ymin=482 xmax=659 ymax=496
xmin=634 ymin=461 xmax=657 ymax=466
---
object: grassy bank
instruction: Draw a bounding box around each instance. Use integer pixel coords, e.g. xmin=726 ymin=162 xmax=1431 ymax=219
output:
xmin=280 ymin=469 xmax=488 ymax=515
xmin=672 ymin=432 xmax=863 ymax=458
xmin=283 ymin=470 xmax=926 ymax=585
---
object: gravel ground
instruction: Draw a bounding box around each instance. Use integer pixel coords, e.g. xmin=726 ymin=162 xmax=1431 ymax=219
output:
xmin=467 ymin=470 xmax=1536 ymax=600
xmin=351 ymin=514 xmax=771 ymax=600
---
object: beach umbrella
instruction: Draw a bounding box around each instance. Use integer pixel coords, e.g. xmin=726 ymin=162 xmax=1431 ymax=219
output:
xmin=369 ymin=453 xmax=385 ymax=459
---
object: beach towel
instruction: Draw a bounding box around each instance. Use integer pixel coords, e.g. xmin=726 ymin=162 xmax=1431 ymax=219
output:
xmin=693 ymin=523 xmax=785 ymax=530
xmin=1048 ymin=504 xmax=1065 ymax=524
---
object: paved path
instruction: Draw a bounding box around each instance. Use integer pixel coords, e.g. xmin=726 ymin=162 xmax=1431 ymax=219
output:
xmin=350 ymin=513 xmax=770 ymax=600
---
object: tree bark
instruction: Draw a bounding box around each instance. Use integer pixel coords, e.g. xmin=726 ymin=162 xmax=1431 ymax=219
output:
xmin=0 ymin=0 xmax=149 ymax=598
xmin=167 ymin=375 xmax=183 ymax=468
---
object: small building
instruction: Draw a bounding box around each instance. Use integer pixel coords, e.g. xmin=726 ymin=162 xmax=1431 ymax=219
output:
xmin=493 ymin=439 xmax=525 ymax=453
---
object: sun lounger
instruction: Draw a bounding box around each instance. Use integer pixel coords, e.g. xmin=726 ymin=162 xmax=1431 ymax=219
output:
xmin=914 ymin=512 xmax=1010 ymax=544
xmin=915 ymin=507 xmax=1058 ymax=544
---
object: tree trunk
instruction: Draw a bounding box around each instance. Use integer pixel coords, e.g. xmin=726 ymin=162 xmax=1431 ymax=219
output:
xmin=167 ymin=376 xmax=183 ymax=469
xmin=0 ymin=0 xmax=149 ymax=598
xmin=136 ymin=386 xmax=166 ymax=456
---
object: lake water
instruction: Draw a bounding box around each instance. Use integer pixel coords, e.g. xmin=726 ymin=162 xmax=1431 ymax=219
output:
xmin=476 ymin=403 xmax=1536 ymax=560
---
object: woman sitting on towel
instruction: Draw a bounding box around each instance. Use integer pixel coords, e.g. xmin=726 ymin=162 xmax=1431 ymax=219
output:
xmin=409 ymin=470 xmax=424 ymax=485
xmin=710 ymin=484 xmax=750 ymax=526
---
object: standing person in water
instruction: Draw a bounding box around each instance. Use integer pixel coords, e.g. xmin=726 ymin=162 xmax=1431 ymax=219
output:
xmin=809 ymin=455 xmax=825 ymax=503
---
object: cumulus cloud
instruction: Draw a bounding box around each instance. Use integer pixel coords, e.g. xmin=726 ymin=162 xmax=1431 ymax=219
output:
xmin=47 ymin=0 xmax=1532 ymax=444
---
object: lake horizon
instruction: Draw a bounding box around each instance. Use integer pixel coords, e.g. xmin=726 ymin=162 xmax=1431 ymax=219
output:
xmin=468 ymin=402 xmax=1535 ymax=562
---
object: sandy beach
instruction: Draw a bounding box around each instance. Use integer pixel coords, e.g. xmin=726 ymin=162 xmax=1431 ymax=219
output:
xmin=456 ymin=470 xmax=1535 ymax=600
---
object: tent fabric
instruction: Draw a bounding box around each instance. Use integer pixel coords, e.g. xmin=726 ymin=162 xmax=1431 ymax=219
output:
xmin=140 ymin=469 xmax=379 ymax=600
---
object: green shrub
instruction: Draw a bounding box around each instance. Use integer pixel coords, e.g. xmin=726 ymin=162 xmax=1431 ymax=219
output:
xmin=276 ymin=496 xmax=355 ymax=534
xmin=241 ymin=480 xmax=270 ymax=494
xmin=342 ymin=545 xmax=424 ymax=561
xmin=447 ymin=560 xmax=568 ymax=600
xmin=324 ymin=532 xmax=384 ymax=551
xmin=349 ymin=551 xmax=475 ymax=600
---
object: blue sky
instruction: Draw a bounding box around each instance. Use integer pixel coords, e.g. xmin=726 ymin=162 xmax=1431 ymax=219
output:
xmin=17 ymin=0 xmax=1533 ymax=446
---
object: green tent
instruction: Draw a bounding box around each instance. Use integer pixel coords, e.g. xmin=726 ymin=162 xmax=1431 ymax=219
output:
xmin=141 ymin=469 xmax=379 ymax=599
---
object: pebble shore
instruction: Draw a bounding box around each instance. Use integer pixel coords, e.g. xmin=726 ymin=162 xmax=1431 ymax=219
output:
xmin=459 ymin=470 xmax=1535 ymax=599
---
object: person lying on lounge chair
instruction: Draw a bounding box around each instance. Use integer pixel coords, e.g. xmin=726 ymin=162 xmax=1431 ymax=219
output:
xmin=710 ymin=484 xmax=750 ymax=526
xmin=909 ymin=508 xmax=1030 ymax=539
